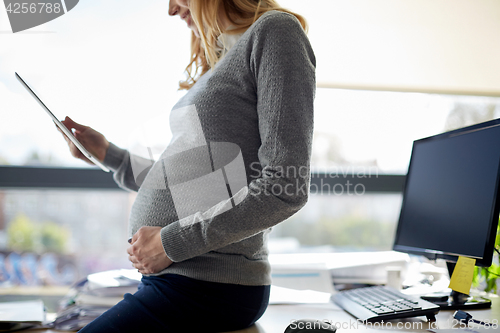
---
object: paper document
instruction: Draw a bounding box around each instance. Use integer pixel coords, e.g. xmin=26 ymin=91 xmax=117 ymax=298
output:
xmin=269 ymin=251 xmax=409 ymax=286
xmin=54 ymin=269 xmax=142 ymax=331
xmin=271 ymin=265 xmax=335 ymax=293
xmin=448 ymin=256 xmax=476 ymax=295
xmin=0 ymin=300 xmax=45 ymax=331
xmin=269 ymin=285 xmax=332 ymax=305
xmin=0 ymin=300 xmax=45 ymax=323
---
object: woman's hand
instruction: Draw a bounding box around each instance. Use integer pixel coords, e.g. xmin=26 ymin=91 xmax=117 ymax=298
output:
xmin=127 ymin=226 xmax=173 ymax=274
xmin=59 ymin=116 xmax=110 ymax=163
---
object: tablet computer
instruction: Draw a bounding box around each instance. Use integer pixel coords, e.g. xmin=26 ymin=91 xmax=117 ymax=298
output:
xmin=15 ymin=72 xmax=110 ymax=172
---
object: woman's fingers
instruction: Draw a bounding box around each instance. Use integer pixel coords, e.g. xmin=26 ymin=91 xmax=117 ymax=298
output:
xmin=58 ymin=117 xmax=109 ymax=163
xmin=128 ymin=254 xmax=146 ymax=273
xmin=56 ymin=123 xmax=92 ymax=162
xmin=62 ymin=116 xmax=88 ymax=132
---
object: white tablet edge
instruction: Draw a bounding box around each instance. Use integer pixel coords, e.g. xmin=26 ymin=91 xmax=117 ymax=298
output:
xmin=15 ymin=72 xmax=110 ymax=172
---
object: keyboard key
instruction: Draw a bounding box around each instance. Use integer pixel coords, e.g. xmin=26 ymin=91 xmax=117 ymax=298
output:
xmin=332 ymin=286 xmax=440 ymax=323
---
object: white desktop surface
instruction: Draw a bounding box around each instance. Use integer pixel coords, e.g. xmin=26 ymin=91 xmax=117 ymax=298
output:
xmin=254 ymin=295 xmax=500 ymax=332
xmin=16 ymin=290 xmax=499 ymax=332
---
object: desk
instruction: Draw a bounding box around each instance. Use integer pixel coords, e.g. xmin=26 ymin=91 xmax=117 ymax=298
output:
xmin=254 ymin=295 xmax=500 ymax=332
xmin=15 ymin=293 xmax=500 ymax=332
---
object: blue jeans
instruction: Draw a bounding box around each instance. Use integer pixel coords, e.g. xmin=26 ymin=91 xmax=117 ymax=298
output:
xmin=78 ymin=274 xmax=270 ymax=333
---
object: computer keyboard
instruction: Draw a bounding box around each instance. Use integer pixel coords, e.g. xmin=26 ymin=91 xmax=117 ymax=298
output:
xmin=332 ymin=286 xmax=440 ymax=323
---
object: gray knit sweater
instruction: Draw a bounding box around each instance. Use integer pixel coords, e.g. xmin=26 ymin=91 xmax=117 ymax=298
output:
xmin=103 ymin=10 xmax=316 ymax=286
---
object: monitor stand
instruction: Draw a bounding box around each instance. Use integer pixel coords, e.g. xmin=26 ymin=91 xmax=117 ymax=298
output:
xmin=422 ymin=262 xmax=492 ymax=310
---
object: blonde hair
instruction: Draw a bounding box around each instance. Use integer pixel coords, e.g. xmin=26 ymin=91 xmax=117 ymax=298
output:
xmin=179 ymin=0 xmax=307 ymax=90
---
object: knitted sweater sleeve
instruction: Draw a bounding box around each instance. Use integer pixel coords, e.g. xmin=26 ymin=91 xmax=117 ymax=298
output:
xmin=160 ymin=13 xmax=316 ymax=262
xmin=103 ymin=143 xmax=154 ymax=192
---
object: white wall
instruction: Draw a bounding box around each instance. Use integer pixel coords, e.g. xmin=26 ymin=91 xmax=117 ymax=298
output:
xmin=283 ymin=0 xmax=500 ymax=96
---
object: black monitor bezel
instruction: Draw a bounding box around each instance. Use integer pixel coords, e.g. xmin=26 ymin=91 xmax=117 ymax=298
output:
xmin=393 ymin=118 xmax=500 ymax=267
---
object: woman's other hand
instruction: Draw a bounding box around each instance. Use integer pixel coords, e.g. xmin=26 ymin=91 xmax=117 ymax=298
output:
xmin=59 ymin=116 xmax=110 ymax=163
xmin=127 ymin=226 xmax=173 ymax=274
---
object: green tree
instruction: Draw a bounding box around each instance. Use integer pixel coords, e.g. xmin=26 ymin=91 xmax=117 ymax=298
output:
xmin=7 ymin=214 xmax=36 ymax=251
xmin=7 ymin=214 xmax=69 ymax=253
xmin=277 ymin=216 xmax=395 ymax=251
xmin=40 ymin=221 xmax=68 ymax=253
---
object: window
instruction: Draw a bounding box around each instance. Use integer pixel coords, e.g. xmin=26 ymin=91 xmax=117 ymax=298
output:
xmin=269 ymin=89 xmax=500 ymax=253
xmin=2 ymin=0 xmax=500 ymax=287
xmin=0 ymin=189 xmax=132 ymax=286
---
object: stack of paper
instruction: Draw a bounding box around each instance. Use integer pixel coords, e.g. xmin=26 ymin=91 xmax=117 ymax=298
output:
xmin=270 ymin=251 xmax=410 ymax=292
xmin=269 ymin=286 xmax=332 ymax=305
xmin=0 ymin=300 xmax=45 ymax=332
xmin=54 ymin=269 xmax=141 ymax=331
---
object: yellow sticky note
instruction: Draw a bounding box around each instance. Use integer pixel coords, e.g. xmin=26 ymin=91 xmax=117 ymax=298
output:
xmin=448 ymin=256 xmax=476 ymax=295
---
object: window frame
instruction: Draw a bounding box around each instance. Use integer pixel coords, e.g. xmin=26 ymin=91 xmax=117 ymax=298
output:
xmin=0 ymin=166 xmax=405 ymax=192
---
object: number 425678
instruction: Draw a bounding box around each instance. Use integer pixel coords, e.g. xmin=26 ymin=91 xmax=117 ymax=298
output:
xmin=6 ymin=2 xmax=62 ymax=14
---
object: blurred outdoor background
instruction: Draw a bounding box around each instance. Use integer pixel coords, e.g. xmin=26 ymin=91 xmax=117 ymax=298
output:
xmin=1 ymin=0 xmax=500 ymax=287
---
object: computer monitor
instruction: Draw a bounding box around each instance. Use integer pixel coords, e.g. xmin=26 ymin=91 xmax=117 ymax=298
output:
xmin=393 ymin=118 xmax=500 ymax=308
